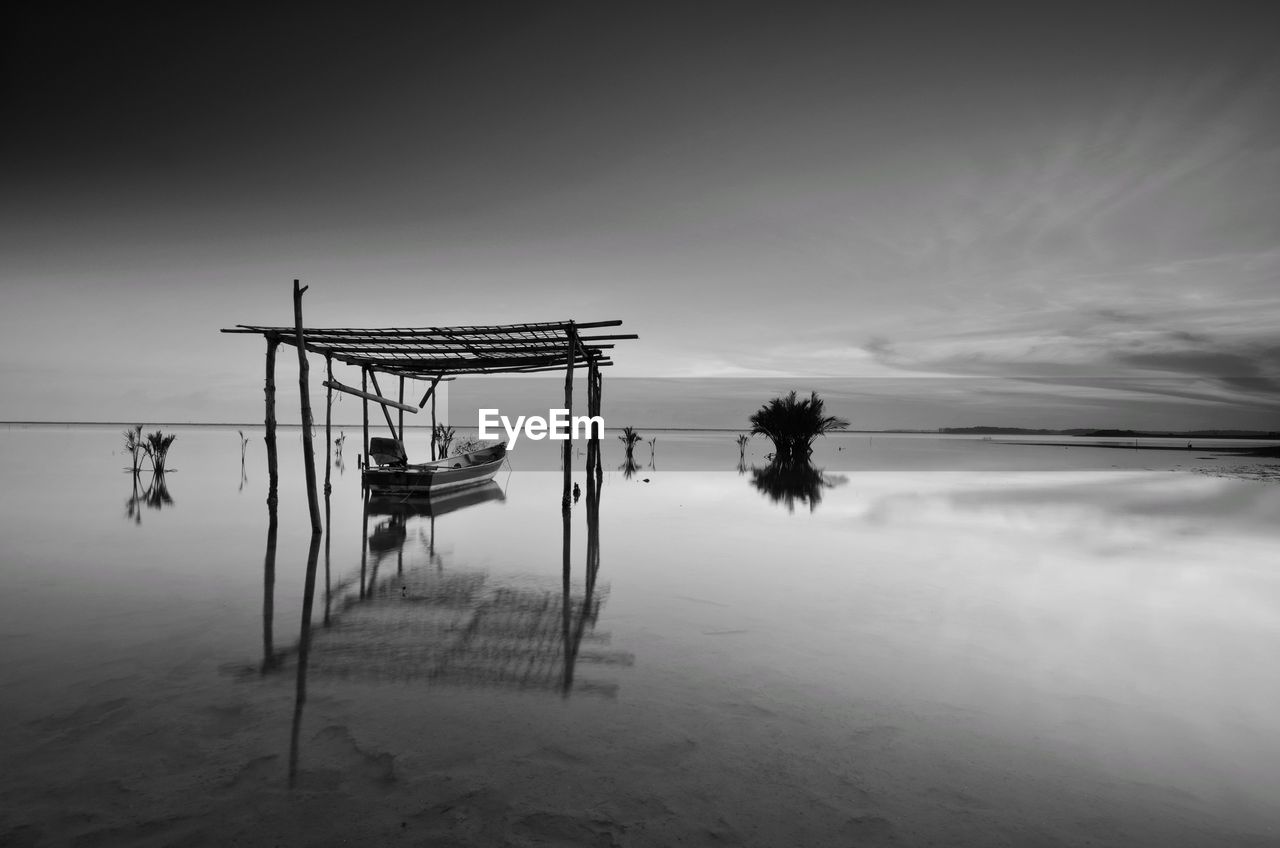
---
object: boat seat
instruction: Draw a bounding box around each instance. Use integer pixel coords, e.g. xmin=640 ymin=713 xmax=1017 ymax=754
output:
xmin=368 ymin=437 xmax=408 ymax=468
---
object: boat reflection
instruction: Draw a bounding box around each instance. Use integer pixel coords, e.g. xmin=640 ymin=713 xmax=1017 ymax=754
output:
xmin=749 ymin=459 xmax=848 ymax=513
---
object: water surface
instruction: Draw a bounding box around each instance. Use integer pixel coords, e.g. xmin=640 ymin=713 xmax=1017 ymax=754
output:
xmin=1 ymin=425 xmax=1278 ymax=846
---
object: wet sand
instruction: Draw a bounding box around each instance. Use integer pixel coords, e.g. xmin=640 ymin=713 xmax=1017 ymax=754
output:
xmin=5 ymin=664 xmax=1279 ymax=847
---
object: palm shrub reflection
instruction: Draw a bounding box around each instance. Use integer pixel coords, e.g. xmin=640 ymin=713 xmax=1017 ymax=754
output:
xmin=749 ymin=391 xmax=848 ymax=463
xmin=749 ymin=460 xmax=845 ymax=513
xmin=125 ymin=471 xmax=175 ymax=523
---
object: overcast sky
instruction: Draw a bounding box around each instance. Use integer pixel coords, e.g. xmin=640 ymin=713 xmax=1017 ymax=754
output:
xmin=2 ymin=2 xmax=1278 ymax=428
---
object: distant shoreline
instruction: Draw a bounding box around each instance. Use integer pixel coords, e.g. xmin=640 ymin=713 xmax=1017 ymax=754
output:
xmin=3 ymin=421 xmax=1278 ymax=440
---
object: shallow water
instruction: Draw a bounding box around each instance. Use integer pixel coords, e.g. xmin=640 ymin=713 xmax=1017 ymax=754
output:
xmin=1 ymin=425 xmax=1279 ymax=846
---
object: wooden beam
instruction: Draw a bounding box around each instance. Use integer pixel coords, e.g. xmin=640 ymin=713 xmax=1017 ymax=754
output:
xmin=366 ymin=370 xmax=398 ymax=441
xmin=263 ymin=337 xmax=627 ymax=351
xmin=226 ymin=318 xmax=624 ymax=336
xmin=323 ymin=379 xmax=419 ymax=413
xmin=418 ymin=374 xmax=443 ymax=409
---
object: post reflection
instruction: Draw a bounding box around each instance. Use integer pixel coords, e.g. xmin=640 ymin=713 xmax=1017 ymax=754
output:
xmin=288 ymin=531 xmax=322 ymax=788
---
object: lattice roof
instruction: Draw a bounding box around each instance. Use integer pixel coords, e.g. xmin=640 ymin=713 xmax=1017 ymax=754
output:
xmin=221 ymin=319 xmax=634 ymax=378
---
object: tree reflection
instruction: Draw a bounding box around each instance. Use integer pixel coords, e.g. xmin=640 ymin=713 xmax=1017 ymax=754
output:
xmin=749 ymin=459 xmax=847 ymax=513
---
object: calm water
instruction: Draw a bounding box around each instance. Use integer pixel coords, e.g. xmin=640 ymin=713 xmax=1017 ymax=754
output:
xmin=1 ymin=425 xmax=1279 ymax=846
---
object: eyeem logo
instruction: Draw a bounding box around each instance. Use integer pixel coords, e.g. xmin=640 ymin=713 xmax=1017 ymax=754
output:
xmin=478 ymin=409 xmax=604 ymax=448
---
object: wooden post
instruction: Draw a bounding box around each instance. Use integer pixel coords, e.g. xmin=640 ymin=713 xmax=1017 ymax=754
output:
xmin=361 ymin=367 xmax=370 ymax=474
xmin=324 ymin=356 xmax=333 ymax=497
xmin=593 ymin=368 xmax=603 ymax=483
xmin=293 ymin=281 xmax=323 ymax=535
xmin=264 ymin=337 xmax=280 ymax=508
xmin=586 ymin=356 xmax=599 ymax=476
xmin=431 ymin=390 xmax=438 ymax=460
xmin=398 ymin=376 xmax=405 ymax=448
xmin=562 ymin=325 xmax=575 ymax=509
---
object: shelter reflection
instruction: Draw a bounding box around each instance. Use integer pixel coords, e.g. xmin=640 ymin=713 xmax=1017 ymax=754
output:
xmin=749 ymin=459 xmax=848 ymax=513
xmin=317 ymin=480 xmax=624 ymax=694
xmin=258 ymin=474 xmax=628 ymax=786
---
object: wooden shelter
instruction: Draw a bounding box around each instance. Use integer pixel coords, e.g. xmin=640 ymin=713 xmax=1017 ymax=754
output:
xmin=222 ymin=283 xmax=635 ymax=525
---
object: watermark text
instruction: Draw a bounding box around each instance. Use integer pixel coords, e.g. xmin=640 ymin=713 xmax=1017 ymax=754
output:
xmin=478 ymin=408 xmax=604 ymax=448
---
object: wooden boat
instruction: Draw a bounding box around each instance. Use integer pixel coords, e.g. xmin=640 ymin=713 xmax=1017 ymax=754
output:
xmin=363 ymin=441 xmax=507 ymax=496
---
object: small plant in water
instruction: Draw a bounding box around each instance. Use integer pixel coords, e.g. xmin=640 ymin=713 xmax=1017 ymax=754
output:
xmin=123 ymin=424 xmax=145 ymax=472
xmin=618 ymin=426 xmax=641 ymax=457
xmin=433 ymin=424 xmax=456 ymax=457
xmin=749 ymin=391 xmax=848 ymax=464
xmin=736 ymin=433 xmax=750 ymax=456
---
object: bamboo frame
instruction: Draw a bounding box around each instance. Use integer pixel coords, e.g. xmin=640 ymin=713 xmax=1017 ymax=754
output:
xmin=229 ymin=302 xmax=636 ymax=511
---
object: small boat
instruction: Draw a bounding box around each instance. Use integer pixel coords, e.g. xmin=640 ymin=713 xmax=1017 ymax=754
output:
xmin=363 ymin=439 xmax=507 ymax=496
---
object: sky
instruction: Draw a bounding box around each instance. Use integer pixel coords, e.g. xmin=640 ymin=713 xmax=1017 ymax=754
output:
xmin=2 ymin=2 xmax=1278 ymax=429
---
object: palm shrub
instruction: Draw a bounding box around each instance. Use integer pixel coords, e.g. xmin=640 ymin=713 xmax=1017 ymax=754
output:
xmin=748 ymin=391 xmax=848 ymax=463
xmin=143 ymin=430 xmax=176 ymax=474
xmin=735 ymin=433 xmax=750 ymax=456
